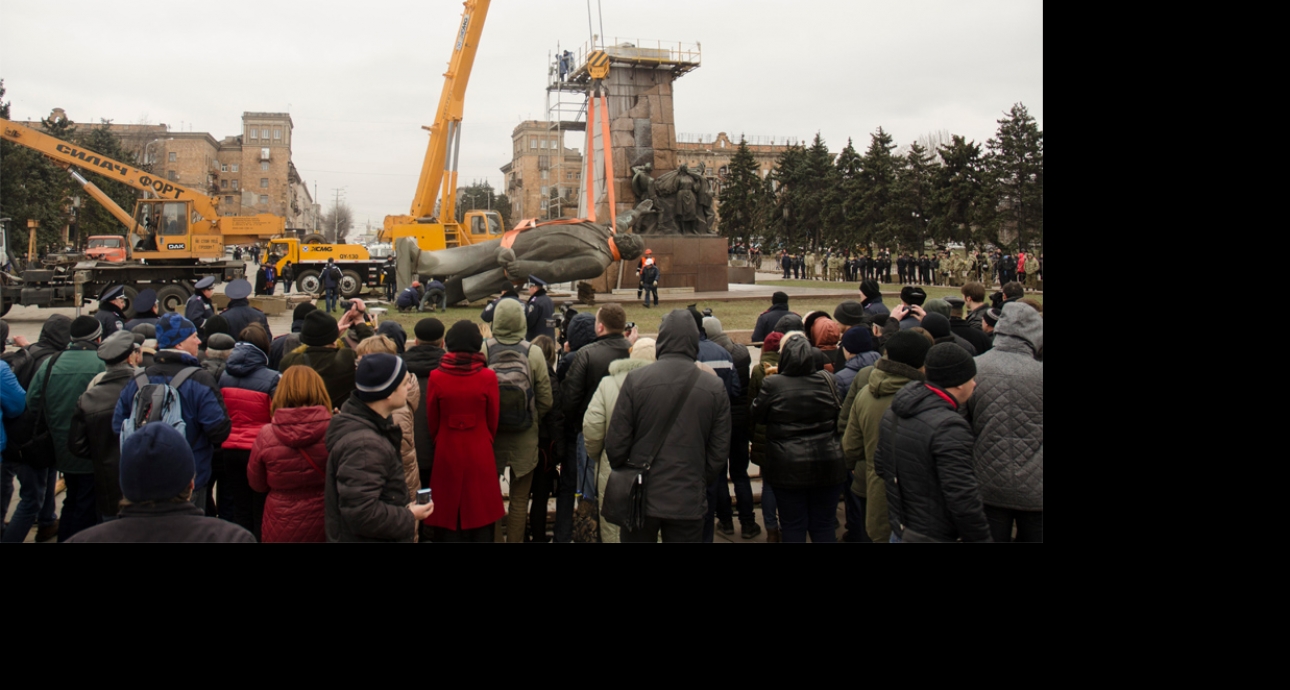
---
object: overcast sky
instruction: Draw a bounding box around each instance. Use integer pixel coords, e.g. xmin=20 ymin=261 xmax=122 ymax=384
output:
xmin=1 ymin=0 xmax=1042 ymax=230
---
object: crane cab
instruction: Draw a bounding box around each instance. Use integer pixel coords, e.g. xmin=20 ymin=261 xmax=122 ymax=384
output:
xmin=130 ymin=200 xmax=223 ymax=261
xmin=464 ymin=209 xmax=504 ymax=243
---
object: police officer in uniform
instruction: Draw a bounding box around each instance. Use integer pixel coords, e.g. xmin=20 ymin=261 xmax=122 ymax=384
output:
xmin=95 ymin=284 xmax=128 ymax=338
xmin=524 ymin=275 xmax=555 ymax=342
xmin=186 ymin=276 xmax=217 ymax=333
xmin=220 ymin=278 xmax=272 ymax=340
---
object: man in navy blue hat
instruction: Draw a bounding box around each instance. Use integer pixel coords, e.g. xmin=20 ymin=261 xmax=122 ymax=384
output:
xmin=113 ymin=313 xmax=230 ymax=512
xmin=64 ymin=423 xmax=255 ymax=542
xmin=186 ymin=276 xmax=216 ymax=332
xmin=123 ymin=289 xmax=160 ymax=331
xmin=95 ymin=284 xmax=128 ymax=338
xmin=220 ymin=278 xmax=272 ymax=340
xmin=524 ymin=274 xmax=555 ymax=341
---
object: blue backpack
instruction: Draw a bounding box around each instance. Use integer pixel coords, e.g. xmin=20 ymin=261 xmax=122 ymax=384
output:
xmin=119 ymin=368 xmax=200 ymax=451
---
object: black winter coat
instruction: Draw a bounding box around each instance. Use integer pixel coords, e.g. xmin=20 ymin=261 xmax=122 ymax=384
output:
xmin=402 ymin=343 xmax=445 ymax=481
xmin=750 ymin=334 xmax=846 ymax=490
xmin=280 ymin=345 xmax=358 ymax=408
xmin=69 ymin=366 xmax=136 ymax=516
xmin=221 ymin=299 xmax=273 ymax=341
xmin=751 ymin=303 xmax=794 ymax=343
xmin=324 ymin=397 xmax=414 ymax=542
xmin=873 ymin=382 xmax=991 ymax=542
xmin=64 ymin=501 xmax=256 ymax=543
xmin=605 ymin=310 xmax=730 ymax=521
xmin=562 ymin=333 xmax=631 ymax=430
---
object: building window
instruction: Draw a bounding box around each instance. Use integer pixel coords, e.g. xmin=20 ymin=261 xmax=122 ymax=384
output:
xmin=225 ymin=195 xmax=234 ymax=204
xmin=221 ymin=180 xmax=228 ymax=189
xmin=566 ymin=172 xmax=574 ymax=180
xmin=540 ymin=140 xmax=547 ymax=149
xmin=274 ymin=128 xmax=281 ymax=140
xmin=259 ymin=195 xmax=269 ymax=205
xmin=168 ymin=152 xmax=177 ymax=162
xmin=541 ymin=170 xmax=548 ymax=180
xmin=231 ymin=180 xmax=238 ymax=190
xmin=530 ymin=137 xmax=537 ymax=149
xmin=221 ymin=163 xmax=228 ymax=172
xmin=260 ymin=178 xmax=269 ymax=189
xmin=261 ymin=161 xmax=269 ymax=171
xmin=250 ymin=128 xmax=258 ymax=139
xmin=168 ymin=170 xmax=178 ymax=181
xmin=231 ymin=163 xmax=239 ymax=173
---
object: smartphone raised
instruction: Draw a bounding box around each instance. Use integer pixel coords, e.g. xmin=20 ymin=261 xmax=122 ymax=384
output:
xmin=416 ymin=488 xmax=432 ymax=505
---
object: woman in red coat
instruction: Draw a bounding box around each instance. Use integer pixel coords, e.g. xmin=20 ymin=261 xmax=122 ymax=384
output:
xmin=248 ymin=365 xmax=332 ymax=542
xmin=424 ymin=320 xmax=503 ymax=542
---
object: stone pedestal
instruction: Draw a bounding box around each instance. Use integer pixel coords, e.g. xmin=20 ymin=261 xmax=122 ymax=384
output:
xmin=587 ymin=235 xmax=728 ymax=295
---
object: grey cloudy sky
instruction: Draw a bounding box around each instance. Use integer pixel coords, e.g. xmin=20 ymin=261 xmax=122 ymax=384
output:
xmin=1 ymin=0 xmax=1042 ymax=230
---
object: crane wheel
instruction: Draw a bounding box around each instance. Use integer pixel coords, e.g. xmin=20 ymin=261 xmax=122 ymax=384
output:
xmin=302 ymin=233 xmax=327 ymax=245
xmin=155 ymin=284 xmax=191 ymax=314
xmin=295 ymin=270 xmax=321 ymax=295
xmin=340 ymin=270 xmax=363 ymax=298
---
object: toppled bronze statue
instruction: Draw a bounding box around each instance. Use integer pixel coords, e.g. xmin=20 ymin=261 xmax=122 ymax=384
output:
xmin=396 ymin=200 xmax=650 ymax=304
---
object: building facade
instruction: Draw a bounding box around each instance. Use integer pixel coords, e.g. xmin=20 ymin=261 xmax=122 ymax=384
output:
xmin=500 ymin=120 xmax=583 ymax=222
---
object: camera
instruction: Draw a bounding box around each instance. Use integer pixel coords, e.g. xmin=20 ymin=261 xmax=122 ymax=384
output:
xmin=545 ymin=317 xmax=559 ymax=328
xmin=702 ymin=308 xmax=713 ymax=317
xmin=417 ymin=488 xmax=432 ymax=505
xmin=339 ymin=299 xmax=356 ymax=312
xmin=559 ymin=301 xmax=577 ymax=317
xmin=624 ymin=322 xmax=635 ymax=332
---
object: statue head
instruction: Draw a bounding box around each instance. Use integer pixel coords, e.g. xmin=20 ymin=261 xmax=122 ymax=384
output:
xmin=615 ymin=233 xmax=645 ymax=261
xmin=615 ymin=198 xmax=654 ymax=233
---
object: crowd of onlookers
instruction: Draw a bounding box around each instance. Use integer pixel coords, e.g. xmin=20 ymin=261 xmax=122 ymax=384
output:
xmin=1 ymin=270 xmax=1041 ymax=543
xmin=745 ymin=246 xmax=1043 ymax=291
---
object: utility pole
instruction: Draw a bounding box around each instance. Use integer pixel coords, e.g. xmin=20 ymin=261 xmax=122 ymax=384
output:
xmin=331 ymin=187 xmax=346 ymax=242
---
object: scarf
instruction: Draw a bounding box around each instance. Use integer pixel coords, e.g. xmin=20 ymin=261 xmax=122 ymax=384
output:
xmin=439 ymin=351 xmax=486 ymax=375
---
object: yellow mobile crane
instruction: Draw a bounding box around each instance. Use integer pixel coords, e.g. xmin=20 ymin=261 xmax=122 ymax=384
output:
xmin=1 ymin=117 xmax=284 ymax=315
xmin=380 ymin=0 xmax=503 ymax=252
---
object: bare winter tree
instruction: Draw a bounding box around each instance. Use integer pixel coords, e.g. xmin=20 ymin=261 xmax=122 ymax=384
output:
xmin=320 ymin=202 xmax=354 ymax=242
xmin=899 ymin=129 xmax=954 ymax=159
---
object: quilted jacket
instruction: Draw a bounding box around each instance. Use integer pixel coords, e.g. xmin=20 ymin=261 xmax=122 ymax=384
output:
xmin=966 ymin=302 xmax=1043 ymax=511
xmin=325 ymin=397 xmax=415 ymax=542
xmin=248 ymin=405 xmax=331 ymax=542
xmin=219 ymin=343 xmax=280 ymax=450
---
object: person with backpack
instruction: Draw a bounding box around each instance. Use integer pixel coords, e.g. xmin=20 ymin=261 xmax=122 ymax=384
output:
xmin=482 ymin=299 xmax=553 ymax=542
xmin=68 ymin=331 xmax=143 ymax=523
xmin=640 ymin=258 xmax=660 ymax=308
xmin=113 ymin=313 xmax=231 ymax=513
xmin=322 ymin=258 xmax=343 ymax=313
xmin=19 ymin=316 xmax=106 ymax=541
xmin=1 ymin=315 xmax=70 ymax=542
xmin=423 ymin=321 xmax=504 ymax=542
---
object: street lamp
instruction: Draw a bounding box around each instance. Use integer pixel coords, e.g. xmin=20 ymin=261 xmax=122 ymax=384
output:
xmin=144 ymin=137 xmax=173 ymax=170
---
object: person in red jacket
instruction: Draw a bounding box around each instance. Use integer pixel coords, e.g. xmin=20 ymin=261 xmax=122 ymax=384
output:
xmin=424 ymin=320 xmax=503 ymax=542
xmin=248 ymin=366 xmax=332 ymax=543
xmin=217 ymin=324 xmax=280 ymax=538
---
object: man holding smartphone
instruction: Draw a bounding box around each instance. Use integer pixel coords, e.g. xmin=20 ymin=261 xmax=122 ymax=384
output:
xmin=325 ymin=354 xmax=433 ymax=542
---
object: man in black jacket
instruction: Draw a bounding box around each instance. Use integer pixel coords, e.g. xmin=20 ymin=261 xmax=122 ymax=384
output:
xmin=556 ymin=302 xmax=630 ymax=542
xmin=703 ymin=316 xmax=759 ymax=539
xmin=402 ymin=318 xmax=445 ymax=492
xmin=69 ymin=331 xmax=143 ymax=522
xmin=605 ymin=310 xmax=730 ymax=542
xmin=751 ymin=292 xmax=795 ymax=343
xmin=874 ymin=343 xmax=991 ymax=542
xmin=220 ymin=278 xmax=273 ymax=340
xmin=65 ymin=423 xmax=256 ymax=543
xmin=325 ymin=354 xmax=433 ymax=542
